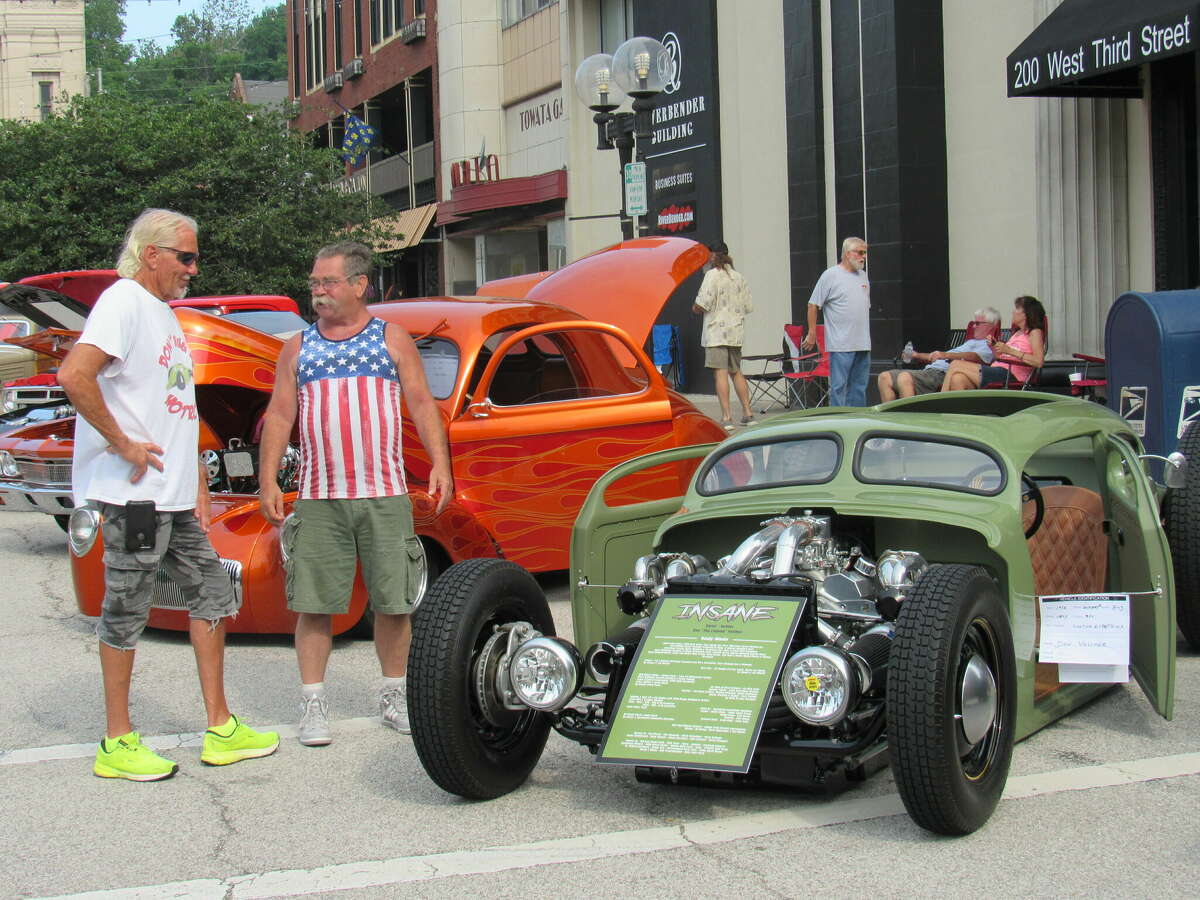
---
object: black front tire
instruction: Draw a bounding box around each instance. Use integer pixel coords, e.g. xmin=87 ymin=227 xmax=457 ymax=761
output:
xmin=408 ymin=558 xmax=554 ymax=799
xmin=1166 ymin=422 xmax=1200 ymax=650
xmin=888 ymin=564 xmax=1017 ymax=835
xmin=54 ymin=515 xmax=70 ymax=533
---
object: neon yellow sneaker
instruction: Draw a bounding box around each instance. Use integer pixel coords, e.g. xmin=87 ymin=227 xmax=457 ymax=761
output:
xmin=200 ymin=714 xmax=280 ymax=766
xmin=93 ymin=732 xmax=178 ymax=781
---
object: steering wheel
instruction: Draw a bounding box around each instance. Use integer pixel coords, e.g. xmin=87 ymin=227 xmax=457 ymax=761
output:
xmin=1021 ymin=473 xmax=1045 ymax=539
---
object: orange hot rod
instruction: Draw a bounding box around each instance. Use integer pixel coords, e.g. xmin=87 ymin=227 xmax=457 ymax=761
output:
xmin=56 ymin=238 xmax=725 ymax=635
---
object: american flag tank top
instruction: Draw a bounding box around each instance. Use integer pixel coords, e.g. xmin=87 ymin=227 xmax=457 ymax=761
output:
xmin=296 ymin=317 xmax=408 ymax=499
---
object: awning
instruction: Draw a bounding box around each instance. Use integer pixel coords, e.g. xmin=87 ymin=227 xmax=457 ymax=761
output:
xmin=372 ymin=203 xmax=438 ymax=253
xmin=1007 ymin=0 xmax=1200 ymax=98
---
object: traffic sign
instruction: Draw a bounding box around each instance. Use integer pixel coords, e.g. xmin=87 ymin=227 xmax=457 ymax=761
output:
xmin=624 ymin=162 xmax=647 ymax=216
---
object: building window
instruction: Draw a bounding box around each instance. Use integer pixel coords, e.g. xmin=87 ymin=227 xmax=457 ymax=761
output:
xmin=502 ymin=0 xmax=556 ymax=29
xmin=599 ymin=0 xmax=632 ymax=53
xmin=370 ymin=0 xmax=405 ymax=44
xmin=415 ymin=0 xmax=425 ymax=14
xmin=354 ymin=0 xmax=363 ymax=56
xmin=305 ymin=1 xmax=327 ymax=90
xmin=37 ymin=80 xmax=54 ymax=121
xmin=333 ymin=0 xmax=344 ymax=69
xmin=292 ymin=2 xmax=303 ymax=97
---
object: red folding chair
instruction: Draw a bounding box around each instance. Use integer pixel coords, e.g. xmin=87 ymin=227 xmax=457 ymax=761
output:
xmin=781 ymin=324 xmax=830 ymax=409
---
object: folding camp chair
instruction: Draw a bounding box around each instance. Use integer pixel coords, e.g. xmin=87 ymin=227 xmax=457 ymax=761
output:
xmin=651 ymin=324 xmax=685 ymax=390
xmin=781 ymin=324 xmax=830 ymax=409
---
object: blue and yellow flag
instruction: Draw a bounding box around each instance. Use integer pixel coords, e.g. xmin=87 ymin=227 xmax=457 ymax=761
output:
xmin=342 ymin=115 xmax=378 ymax=165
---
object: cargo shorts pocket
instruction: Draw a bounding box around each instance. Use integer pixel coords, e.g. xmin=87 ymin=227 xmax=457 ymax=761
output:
xmin=405 ymin=536 xmax=427 ymax=609
xmin=281 ymin=513 xmax=300 ymax=599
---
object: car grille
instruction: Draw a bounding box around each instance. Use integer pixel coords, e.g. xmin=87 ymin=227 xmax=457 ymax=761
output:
xmin=151 ymin=558 xmax=244 ymax=610
xmin=15 ymin=458 xmax=71 ymax=487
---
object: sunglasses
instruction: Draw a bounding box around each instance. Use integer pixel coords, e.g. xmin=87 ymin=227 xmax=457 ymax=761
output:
xmin=156 ymin=245 xmax=199 ymax=266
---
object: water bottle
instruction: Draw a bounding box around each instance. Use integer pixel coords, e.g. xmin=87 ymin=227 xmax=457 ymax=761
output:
xmin=901 ymin=341 xmax=914 ymax=363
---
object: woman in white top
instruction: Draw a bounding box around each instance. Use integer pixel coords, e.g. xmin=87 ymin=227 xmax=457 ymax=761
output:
xmin=692 ymin=241 xmax=755 ymax=429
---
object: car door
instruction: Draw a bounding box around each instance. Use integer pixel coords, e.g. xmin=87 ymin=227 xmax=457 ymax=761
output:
xmin=569 ymin=442 xmax=718 ymax=649
xmin=448 ymin=321 xmax=679 ymax=572
xmin=1104 ymin=435 xmax=1176 ymax=718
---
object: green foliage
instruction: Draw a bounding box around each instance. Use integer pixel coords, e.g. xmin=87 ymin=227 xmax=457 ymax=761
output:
xmin=84 ymin=0 xmax=132 ymax=94
xmin=95 ymin=1 xmax=287 ymax=102
xmin=0 ymin=93 xmax=389 ymax=311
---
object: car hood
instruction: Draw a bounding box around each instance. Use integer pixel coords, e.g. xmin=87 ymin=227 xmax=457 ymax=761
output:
xmin=2 ymin=328 xmax=77 ymax=361
xmin=475 ymin=237 xmax=710 ymax=349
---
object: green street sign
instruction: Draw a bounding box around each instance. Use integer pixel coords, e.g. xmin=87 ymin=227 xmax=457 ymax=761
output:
xmin=597 ymin=594 xmax=806 ymax=772
xmin=624 ymin=161 xmax=648 ymax=216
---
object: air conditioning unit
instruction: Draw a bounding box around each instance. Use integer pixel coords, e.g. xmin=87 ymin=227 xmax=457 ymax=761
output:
xmin=400 ymin=17 xmax=427 ymax=43
xmin=323 ymin=72 xmax=344 ymax=93
xmin=342 ymin=58 xmax=364 ymax=79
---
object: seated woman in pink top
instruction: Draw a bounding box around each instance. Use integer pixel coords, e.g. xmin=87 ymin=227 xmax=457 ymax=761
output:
xmin=941 ymin=295 xmax=1046 ymax=391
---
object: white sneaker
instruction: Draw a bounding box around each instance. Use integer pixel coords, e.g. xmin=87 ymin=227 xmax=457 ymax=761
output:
xmin=298 ymin=694 xmax=332 ymax=746
xmin=380 ymin=686 xmax=410 ymax=735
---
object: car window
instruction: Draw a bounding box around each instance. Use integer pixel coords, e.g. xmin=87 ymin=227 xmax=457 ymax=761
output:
xmin=0 ymin=320 xmax=31 ymax=342
xmin=698 ymin=437 xmax=841 ymax=494
xmin=855 ymin=435 xmax=1004 ymax=494
xmin=221 ymin=310 xmax=309 ymax=336
xmin=417 ymin=337 xmax=459 ymax=400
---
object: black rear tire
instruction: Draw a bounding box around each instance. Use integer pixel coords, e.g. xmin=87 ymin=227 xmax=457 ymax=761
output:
xmin=1166 ymin=422 xmax=1200 ymax=650
xmin=54 ymin=515 xmax=69 ymax=532
xmin=408 ymin=558 xmax=554 ymax=799
xmin=888 ymin=564 xmax=1016 ymax=835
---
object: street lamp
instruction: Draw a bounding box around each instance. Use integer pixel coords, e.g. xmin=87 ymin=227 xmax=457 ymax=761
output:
xmin=574 ymin=37 xmax=668 ymax=239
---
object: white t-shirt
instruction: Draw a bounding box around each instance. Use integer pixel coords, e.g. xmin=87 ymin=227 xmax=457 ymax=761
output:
xmin=71 ymin=279 xmax=200 ymax=510
xmin=808 ymin=264 xmax=871 ymax=352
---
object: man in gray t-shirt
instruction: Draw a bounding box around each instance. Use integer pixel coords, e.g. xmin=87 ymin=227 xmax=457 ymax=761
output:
xmin=806 ymin=237 xmax=871 ymax=406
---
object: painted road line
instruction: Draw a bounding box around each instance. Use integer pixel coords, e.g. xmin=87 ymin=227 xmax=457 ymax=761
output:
xmin=0 ymin=717 xmax=382 ymax=766
xmin=35 ymin=751 xmax=1200 ymax=900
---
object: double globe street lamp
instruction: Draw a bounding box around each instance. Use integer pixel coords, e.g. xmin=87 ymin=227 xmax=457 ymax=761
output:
xmin=574 ymin=36 xmax=671 ymax=239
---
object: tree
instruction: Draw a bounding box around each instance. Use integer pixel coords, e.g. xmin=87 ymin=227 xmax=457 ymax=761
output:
xmin=241 ymin=4 xmax=288 ymax=81
xmin=0 ymin=93 xmax=388 ymax=311
xmin=84 ymin=0 xmax=132 ymax=94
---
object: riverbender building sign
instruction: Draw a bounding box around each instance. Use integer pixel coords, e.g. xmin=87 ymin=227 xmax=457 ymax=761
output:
xmin=1008 ymin=0 xmax=1199 ymax=96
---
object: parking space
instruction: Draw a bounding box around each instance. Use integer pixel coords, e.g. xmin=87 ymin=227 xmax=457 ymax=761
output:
xmin=1 ymin=509 xmax=1197 ymax=898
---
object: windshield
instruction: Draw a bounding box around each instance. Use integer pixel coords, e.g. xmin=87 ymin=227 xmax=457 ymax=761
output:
xmin=418 ymin=337 xmax=459 ymax=400
xmin=698 ymin=437 xmax=841 ymax=494
xmin=855 ymin=435 xmax=1004 ymax=494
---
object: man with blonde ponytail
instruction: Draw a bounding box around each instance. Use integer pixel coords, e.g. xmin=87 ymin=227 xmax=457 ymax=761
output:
xmin=59 ymin=208 xmax=278 ymax=781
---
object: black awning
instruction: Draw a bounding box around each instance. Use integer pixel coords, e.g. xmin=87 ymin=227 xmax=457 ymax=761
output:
xmin=1007 ymin=0 xmax=1200 ymax=97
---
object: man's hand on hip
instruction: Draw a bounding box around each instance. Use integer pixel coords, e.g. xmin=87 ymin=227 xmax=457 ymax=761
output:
xmin=109 ymin=439 xmax=164 ymax=483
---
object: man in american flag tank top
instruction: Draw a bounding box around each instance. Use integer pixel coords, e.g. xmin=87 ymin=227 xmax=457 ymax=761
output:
xmin=258 ymin=242 xmax=452 ymax=745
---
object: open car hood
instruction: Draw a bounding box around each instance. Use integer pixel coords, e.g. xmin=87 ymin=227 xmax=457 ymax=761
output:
xmin=3 ymin=328 xmax=78 ymax=361
xmin=475 ymin=237 xmax=710 ymax=349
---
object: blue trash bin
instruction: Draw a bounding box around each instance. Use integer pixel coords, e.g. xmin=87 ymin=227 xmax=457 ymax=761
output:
xmin=1104 ymin=290 xmax=1200 ymax=457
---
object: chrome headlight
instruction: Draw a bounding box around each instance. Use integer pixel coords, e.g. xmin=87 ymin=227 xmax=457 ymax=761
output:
xmin=2 ymin=390 xmax=17 ymax=412
xmin=781 ymin=645 xmax=860 ymax=726
xmin=508 ymin=636 xmax=582 ymax=711
xmin=68 ymin=505 xmax=102 ymax=557
xmin=0 ymin=450 xmax=19 ymax=477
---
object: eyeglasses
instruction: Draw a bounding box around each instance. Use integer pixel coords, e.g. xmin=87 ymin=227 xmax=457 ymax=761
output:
xmin=307 ymin=275 xmax=364 ymax=292
xmin=851 ymin=249 xmax=868 ymax=257
xmin=156 ymin=245 xmax=199 ymax=266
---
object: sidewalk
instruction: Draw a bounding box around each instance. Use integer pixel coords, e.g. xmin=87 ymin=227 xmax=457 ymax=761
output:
xmin=682 ymin=391 xmax=783 ymax=430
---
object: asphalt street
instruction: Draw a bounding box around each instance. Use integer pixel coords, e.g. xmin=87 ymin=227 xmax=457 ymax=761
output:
xmin=1 ymin=506 xmax=1198 ymax=899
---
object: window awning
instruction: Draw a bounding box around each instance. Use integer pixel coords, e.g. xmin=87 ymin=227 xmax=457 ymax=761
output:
xmin=371 ymin=203 xmax=438 ymax=253
xmin=1007 ymin=0 xmax=1200 ymax=98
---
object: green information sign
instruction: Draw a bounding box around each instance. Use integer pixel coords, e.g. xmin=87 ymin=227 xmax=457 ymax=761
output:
xmin=597 ymin=593 xmax=806 ymax=773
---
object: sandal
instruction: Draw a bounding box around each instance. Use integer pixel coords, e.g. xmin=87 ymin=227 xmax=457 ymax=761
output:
xmin=721 ymin=418 xmax=736 ymax=431
xmin=741 ymin=414 xmax=755 ymax=425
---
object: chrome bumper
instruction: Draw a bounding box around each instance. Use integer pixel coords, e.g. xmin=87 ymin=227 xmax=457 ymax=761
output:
xmin=0 ymin=484 xmax=74 ymax=516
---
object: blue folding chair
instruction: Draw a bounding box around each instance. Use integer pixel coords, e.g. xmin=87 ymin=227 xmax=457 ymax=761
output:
xmin=651 ymin=324 xmax=685 ymax=390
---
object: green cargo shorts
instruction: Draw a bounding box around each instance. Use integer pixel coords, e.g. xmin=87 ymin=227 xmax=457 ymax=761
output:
xmin=283 ymin=494 xmax=423 ymax=615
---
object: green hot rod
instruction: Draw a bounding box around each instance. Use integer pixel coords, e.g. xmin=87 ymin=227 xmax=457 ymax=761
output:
xmin=408 ymin=391 xmax=1194 ymax=835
